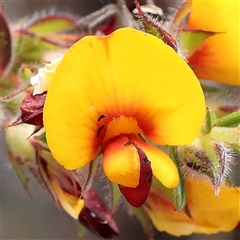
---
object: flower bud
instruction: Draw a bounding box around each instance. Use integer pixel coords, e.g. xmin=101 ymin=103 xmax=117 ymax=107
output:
xmin=179 ymin=135 xmax=233 ymax=195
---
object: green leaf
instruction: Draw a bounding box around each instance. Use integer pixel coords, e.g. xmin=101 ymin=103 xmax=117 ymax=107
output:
xmin=150 ymin=146 xmax=186 ymax=210
xmin=180 ymin=30 xmax=215 ymax=52
xmin=201 ymin=107 xmax=217 ymax=134
xmin=169 ymin=147 xmax=186 ymax=210
xmin=27 ymin=14 xmax=76 ymax=35
xmin=216 ymin=110 xmax=240 ymax=127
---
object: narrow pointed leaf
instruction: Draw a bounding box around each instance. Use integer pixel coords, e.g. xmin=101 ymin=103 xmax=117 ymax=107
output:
xmin=169 ymin=147 xmax=186 ymax=210
xmin=216 ymin=110 xmax=240 ymax=127
xmin=201 ymin=107 xmax=217 ymax=134
xmin=180 ymin=30 xmax=216 ymax=53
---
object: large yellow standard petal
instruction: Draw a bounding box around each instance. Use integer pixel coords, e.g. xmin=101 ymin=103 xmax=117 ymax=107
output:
xmin=144 ymin=177 xmax=240 ymax=236
xmin=183 ymin=0 xmax=240 ymax=85
xmin=44 ymin=27 xmax=205 ymax=170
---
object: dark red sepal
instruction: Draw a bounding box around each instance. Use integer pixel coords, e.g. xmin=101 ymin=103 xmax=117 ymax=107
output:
xmin=79 ymin=189 xmax=119 ymax=238
xmin=20 ymin=90 xmax=46 ymax=126
xmin=119 ymin=145 xmax=152 ymax=207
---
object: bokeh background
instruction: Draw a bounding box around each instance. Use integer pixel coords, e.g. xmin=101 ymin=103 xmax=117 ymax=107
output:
xmin=1 ymin=0 xmax=239 ymax=239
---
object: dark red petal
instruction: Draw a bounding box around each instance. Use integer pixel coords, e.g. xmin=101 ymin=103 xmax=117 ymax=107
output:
xmin=119 ymin=145 xmax=152 ymax=207
xmin=79 ymin=189 xmax=119 ymax=238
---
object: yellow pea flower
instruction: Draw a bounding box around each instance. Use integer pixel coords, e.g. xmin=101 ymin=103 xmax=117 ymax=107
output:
xmin=43 ymin=28 xmax=205 ymax=207
xmin=145 ymin=176 xmax=240 ymax=236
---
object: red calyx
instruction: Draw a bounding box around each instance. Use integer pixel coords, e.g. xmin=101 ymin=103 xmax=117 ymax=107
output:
xmin=79 ymin=189 xmax=119 ymax=238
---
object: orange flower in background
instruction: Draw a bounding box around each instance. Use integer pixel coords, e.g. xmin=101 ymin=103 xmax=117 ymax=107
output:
xmin=43 ymin=27 xmax=205 ymax=207
xmin=145 ymin=175 xmax=240 ymax=236
xmin=179 ymin=0 xmax=240 ymax=85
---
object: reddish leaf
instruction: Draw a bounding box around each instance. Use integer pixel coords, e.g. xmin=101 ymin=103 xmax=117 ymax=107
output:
xmin=20 ymin=91 xmax=46 ymax=126
xmin=219 ymin=105 xmax=240 ymax=113
xmin=79 ymin=189 xmax=119 ymax=238
xmin=0 ymin=10 xmax=11 ymax=77
xmin=119 ymin=144 xmax=152 ymax=207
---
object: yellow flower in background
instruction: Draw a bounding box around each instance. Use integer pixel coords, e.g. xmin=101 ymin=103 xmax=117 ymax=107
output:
xmin=180 ymin=0 xmax=240 ymax=85
xmin=43 ymin=27 xmax=205 ymax=207
xmin=145 ymin=176 xmax=240 ymax=236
